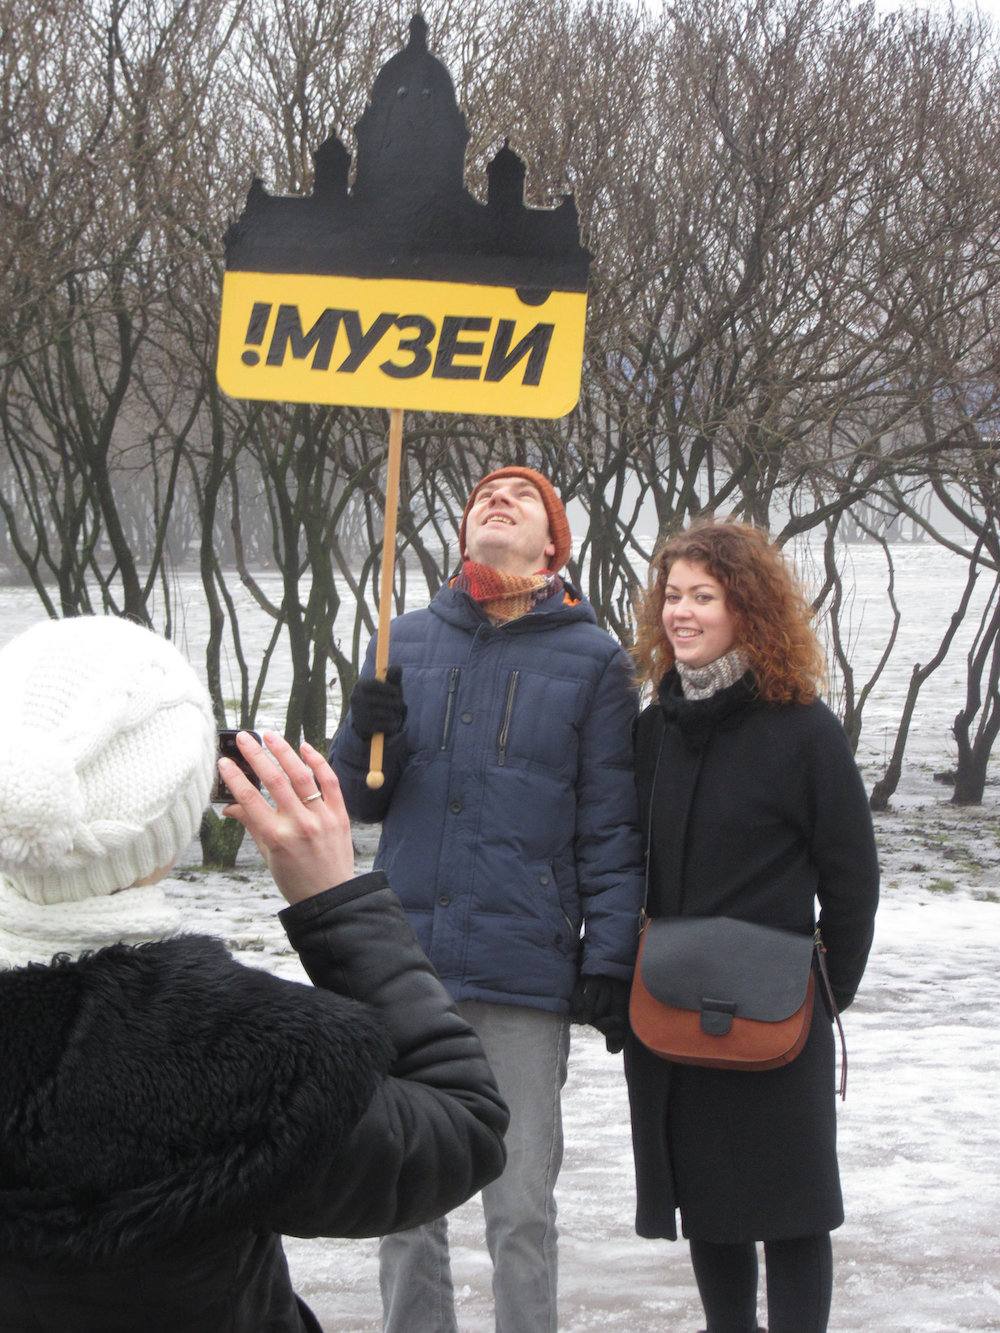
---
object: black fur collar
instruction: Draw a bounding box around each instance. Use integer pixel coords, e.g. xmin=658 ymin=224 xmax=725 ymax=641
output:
xmin=0 ymin=935 xmax=392 ymax=1263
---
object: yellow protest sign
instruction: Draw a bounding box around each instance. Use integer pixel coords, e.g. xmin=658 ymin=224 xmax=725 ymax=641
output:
xmin=218 ymin=18 xmax=591 ymax=420
xmin=217 ymin=271 xmax=586 ymax=418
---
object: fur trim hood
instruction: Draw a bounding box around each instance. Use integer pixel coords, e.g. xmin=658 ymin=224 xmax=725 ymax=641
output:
xmin=0 ymin=935 xmax=392 ymax=1264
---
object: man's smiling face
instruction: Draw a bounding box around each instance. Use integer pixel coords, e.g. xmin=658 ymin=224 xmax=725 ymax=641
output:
xmin=463 ymin=476 xmax=555 ymax=576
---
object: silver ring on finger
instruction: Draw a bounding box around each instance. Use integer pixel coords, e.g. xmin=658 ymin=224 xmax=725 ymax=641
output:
xmin=304 ymin=791 xmax=323 ymax=803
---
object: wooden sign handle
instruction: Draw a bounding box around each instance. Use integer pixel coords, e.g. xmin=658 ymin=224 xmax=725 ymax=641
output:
xmin=367 ymin=407 xmax=404 ymax=789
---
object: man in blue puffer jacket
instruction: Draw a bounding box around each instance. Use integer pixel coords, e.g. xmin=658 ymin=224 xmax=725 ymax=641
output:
xmin=329 ymin=465 xmax=645 ymax=1333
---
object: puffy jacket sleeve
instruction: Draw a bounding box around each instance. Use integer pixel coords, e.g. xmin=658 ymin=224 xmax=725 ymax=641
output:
xmin=272 ymin=872 xmax=508 ymax=1238
xmin=574 ymin=644 xmax=646 ymax=981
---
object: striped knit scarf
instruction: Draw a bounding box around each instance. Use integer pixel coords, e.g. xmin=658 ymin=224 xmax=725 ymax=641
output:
xmin=675 ymin=647 xmax=751 ymax=700
xmin=454 ymin=562 xmax=563 ymax=624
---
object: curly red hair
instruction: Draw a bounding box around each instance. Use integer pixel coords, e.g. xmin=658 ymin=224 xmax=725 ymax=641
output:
xmin=632 ymin=521 xmax=825 ymax=704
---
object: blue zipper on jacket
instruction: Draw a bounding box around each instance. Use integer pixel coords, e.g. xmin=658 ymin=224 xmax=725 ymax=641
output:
xmin=497 ymin=670 xmax=520 ymax=765
xmin=441 ymin=667 xmax=460 ymax=749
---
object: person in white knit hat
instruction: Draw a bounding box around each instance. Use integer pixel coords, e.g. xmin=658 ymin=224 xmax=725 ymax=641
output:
xmin=0 ymin=615 xmax=216 ymax=968
xmin=0 ymin=615 xmax=507 ymax=1333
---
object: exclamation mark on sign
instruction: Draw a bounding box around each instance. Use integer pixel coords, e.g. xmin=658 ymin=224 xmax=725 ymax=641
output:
xmin=241 ymin=303 xmax=272 ymax=365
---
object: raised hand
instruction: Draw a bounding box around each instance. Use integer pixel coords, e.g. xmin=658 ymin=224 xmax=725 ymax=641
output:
xmin=219 ymin=730 xmax=355 ymax=904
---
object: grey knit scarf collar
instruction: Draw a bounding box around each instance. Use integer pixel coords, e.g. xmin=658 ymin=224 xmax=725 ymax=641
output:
xmin=675 ymin=647 xmax=751 ymax=700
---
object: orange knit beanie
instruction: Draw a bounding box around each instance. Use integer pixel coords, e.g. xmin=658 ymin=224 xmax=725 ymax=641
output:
xmin=458 ymin=467 xmax=572 ymax=572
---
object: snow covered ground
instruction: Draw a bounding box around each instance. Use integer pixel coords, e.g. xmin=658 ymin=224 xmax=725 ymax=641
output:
xmin=162 ymin=793 xmax=1000 ymax=1333
xmin=2 ymin=541 xmax=999 ymax=1330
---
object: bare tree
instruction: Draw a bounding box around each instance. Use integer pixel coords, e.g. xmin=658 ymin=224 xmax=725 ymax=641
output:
xmin=0 ymin=0 xmax=243 ymax=621
xmin=4 ymin=0 xmax=1000 ymax=809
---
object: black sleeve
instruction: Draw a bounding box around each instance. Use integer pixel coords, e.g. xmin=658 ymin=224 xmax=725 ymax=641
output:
xmin=271 ymin=873 xmax=508 ymax=1238
xmin=806 ymin=710 xmax=880 ymax=1010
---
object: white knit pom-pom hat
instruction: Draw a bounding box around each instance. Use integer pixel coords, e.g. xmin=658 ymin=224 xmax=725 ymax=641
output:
xmin=0 ymin=616 xmax=216 ymax=966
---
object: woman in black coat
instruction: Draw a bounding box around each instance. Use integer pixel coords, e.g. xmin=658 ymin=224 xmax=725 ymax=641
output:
xmin=627 ymin=522 xmax=879 ymax=1333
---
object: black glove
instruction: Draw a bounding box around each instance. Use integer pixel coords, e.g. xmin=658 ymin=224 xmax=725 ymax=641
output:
xmin=349 ymin=664 xmax=407 ymax=741
xmin=569 ymin=974 xmax=631 ymax=1054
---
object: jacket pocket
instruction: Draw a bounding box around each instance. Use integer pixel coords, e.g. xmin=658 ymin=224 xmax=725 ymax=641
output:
xmin=547 ymin=859 xmax=582 ymax=941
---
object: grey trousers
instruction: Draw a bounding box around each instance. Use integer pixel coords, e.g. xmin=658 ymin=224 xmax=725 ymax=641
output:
xmin=379 ymin=1000 xmax=570 ymax=1333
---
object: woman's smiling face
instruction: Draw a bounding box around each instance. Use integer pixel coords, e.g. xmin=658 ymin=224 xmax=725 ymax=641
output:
xmin=661 ymin=559 xmax=738 ymax=669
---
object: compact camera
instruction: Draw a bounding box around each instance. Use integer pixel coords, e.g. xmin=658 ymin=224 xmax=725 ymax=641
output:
xmin=211 ymin=728 xmax=263 ymax=803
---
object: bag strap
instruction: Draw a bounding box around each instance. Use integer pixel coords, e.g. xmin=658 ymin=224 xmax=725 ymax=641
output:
xmin=640 ymin=726 xmax=666 ymax=924
xmin=641 ymin=718 xmax=704 ymax=920
xmin=813 ymin=928 xmax=847 ymax=1100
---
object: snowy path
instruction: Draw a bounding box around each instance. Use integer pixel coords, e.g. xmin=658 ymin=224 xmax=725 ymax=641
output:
xmin=281 ymin=896 xmax=1000 ymax=1332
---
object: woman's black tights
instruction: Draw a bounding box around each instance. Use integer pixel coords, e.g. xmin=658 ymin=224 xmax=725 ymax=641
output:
xmin=688 ymin=1233 xmax=833 ymax=1333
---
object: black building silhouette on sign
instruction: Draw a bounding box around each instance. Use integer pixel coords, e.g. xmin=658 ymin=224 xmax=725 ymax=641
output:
xmin=224 ymin=13 xmax=591 ymax=293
